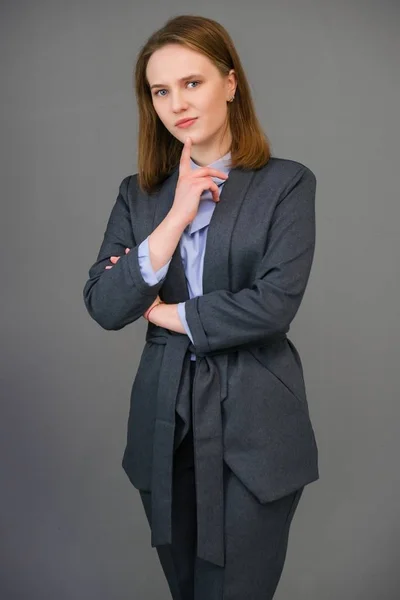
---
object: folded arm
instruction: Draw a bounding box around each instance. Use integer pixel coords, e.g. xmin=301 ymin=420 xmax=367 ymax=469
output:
xmin=83 ymin=176 xmax=163 ymax=330
xmin=184 ymin=167 xmax=317 ymax=353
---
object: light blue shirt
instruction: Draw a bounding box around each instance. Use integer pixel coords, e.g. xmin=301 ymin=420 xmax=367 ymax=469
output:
xmin=138 ymin=151 xmax=232 ymax=361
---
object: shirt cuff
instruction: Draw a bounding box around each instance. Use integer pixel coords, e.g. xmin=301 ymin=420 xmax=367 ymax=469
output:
xmin=138 ymin=236 xmax=171 ymax=285
xmin=177 ymin=302 xmax=194 ymax=343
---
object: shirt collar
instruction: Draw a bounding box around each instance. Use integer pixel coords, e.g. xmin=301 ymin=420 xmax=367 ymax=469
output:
xmin=190 ymin=150 xmax=232 ymax=177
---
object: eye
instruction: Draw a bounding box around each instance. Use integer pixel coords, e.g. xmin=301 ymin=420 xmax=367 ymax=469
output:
xmin=153 ymin=80 xmax=201 ymax=97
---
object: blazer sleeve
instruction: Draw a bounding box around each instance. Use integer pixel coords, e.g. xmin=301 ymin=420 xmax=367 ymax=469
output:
xmin=82 ymin=175 xmax=163 ymax=330
xmin=184 ymin=167 xmax=317 ymax=354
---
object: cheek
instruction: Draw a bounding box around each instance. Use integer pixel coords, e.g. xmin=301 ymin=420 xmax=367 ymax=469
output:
xmin=203 ymin=96 xmax=227 ymax=123
xmin=204 ymin=92 xmax=221 ymax=110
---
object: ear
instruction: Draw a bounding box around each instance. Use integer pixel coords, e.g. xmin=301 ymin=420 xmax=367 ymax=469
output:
xmin=228 ymin=69 xmax=237 ymax=96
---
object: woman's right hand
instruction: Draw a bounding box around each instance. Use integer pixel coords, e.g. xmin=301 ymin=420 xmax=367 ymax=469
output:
xmin=169 ymin=136 xmax=229 ymax=228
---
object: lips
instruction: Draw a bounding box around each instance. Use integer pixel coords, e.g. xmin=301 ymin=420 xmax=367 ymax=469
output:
xmin=176 ymin=117 xmax=197 ymax=126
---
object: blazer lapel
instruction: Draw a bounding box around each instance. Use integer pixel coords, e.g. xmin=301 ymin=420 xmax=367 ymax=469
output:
xmin=202 ymin=168 xmax=255 ymax=293
xmin=152 ymin=166 xmax=256 ymax=301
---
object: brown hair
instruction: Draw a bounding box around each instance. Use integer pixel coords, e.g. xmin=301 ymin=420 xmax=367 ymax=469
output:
xmin=134 ymin=14 xmax=271 ymax=194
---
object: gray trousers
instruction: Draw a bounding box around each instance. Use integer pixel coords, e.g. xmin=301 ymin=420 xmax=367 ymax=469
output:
xmin=139 ymin=360 xmax=304 ymax=600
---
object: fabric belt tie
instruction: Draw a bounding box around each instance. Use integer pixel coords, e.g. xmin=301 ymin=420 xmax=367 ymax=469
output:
xmin=145 ymin=327 xmax=228 ymax=567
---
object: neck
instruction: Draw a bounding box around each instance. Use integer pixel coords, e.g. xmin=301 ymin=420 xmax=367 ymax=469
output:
xmin=189 ymin=129 xmax=232 ymax=167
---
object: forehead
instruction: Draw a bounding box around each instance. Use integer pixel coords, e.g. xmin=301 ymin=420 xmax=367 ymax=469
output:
xmin=146 ymin=44 xmax=215 ymax=84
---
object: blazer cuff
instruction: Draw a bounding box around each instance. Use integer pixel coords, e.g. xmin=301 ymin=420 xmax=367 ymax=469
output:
xmin=183 ymin=296 xmax=211 ymax=354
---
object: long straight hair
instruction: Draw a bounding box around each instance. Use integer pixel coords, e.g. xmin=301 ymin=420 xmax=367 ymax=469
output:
xmin=134 ymin=15 xmax=271 ymax=194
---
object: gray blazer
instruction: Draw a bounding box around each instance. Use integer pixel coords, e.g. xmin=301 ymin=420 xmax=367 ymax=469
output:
xmin=83 ymin=157 xmax=319 ymax=567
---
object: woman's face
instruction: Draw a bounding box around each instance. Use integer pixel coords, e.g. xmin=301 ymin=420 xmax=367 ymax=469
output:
xmin=146 ymin=44 xmax=236 ymax=156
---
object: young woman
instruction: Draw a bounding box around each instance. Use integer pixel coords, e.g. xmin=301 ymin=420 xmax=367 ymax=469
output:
xmin=83 ymin=14 xmax=319 ymax=600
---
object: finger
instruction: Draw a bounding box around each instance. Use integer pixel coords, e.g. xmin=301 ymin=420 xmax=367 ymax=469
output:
xmin=209 ymin=181 xmax=220 ymax=203
xmin=105 ymin=266 xmax=113 ymax=269
xmin=178 ymin=136 xmax=192 ymax=178
xmin=194 ymin=177 xmax=220 ymax=202
xmin=125 ymin=248 xmax=130 ymax=253
xmin=194 ymin=168 xmax=228 ymax=180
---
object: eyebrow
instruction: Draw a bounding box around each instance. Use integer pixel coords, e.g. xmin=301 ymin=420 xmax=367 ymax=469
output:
xmin=149 ymin=73 xmax=203 ymax=90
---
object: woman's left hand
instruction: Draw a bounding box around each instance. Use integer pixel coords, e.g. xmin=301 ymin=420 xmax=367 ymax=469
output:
xmin=105 ymin=247 xmax=130 ymax=269
xmin=104 ymin=248 xmax=162 ymax=320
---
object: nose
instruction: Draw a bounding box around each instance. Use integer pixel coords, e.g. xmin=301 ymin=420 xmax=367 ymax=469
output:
xmin=170 ymin=90 xmax=189 ymax=113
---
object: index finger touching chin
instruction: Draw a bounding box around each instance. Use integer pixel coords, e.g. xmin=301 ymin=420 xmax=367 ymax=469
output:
xmin=179 ymin=136 xmax=192 ymax=176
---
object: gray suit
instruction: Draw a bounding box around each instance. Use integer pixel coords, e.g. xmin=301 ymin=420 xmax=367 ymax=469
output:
xmin=83 ymin=157 xmax=319 ymax=572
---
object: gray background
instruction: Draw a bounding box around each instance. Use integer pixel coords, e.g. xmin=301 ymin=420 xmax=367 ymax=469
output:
xmin=1 ymin=1 xmax=399 ymax=598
